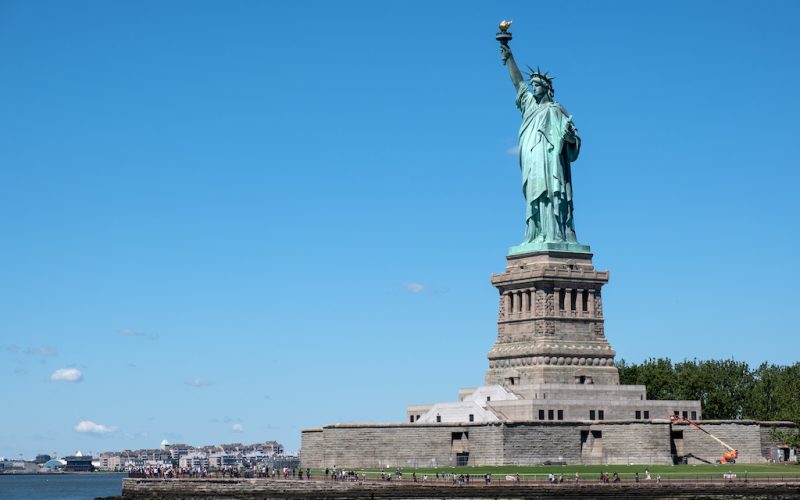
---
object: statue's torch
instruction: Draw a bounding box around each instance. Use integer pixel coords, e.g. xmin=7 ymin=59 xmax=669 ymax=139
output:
xmin=496 ymin=20 xmax=513 ymax=46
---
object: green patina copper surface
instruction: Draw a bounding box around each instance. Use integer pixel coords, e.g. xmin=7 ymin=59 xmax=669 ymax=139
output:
xmin=500 ymin=31 xmax=590 ymax=256
xmin=508 ymin=240 xmax=591 ymax=256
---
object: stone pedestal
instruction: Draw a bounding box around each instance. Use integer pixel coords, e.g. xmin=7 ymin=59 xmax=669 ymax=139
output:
xmin=485 ymin=251 xmax=619 ymax=386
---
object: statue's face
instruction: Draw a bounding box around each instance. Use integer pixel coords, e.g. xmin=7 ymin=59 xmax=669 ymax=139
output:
xmin=531 ymin=79 xmax=549 ymax=99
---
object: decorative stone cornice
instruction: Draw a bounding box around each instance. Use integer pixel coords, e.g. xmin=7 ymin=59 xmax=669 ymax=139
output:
xmin=492 ymin=267 xmax=609 ymax=286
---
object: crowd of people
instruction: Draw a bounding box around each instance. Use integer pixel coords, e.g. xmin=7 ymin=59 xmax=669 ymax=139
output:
xmin=129 ymin=465 xmax=675 ymax=485
xmin=128 ymin=465 xmax=311 ymax=480
xmin=127 ymin=466 xmax=208 ymax=478
xmin=325 ymin=468 xmax=360 ymax=481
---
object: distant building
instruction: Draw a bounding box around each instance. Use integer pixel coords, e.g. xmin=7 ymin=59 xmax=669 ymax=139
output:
xmin=263 ymin=441 xmax=283 ymax=456
xmin=243 ymin=450 xmax=268 ymax=464
xmin=42 ymin=459 xmax=65 ymax=470
xmin=168 ymin=444 xmax=191 ymax=460
xmin=96 ymin=439 xmax=287 ymax=470
xmin=208 ymin=452 xmax=238 ymax=468
xmin=0 ymin=460 xmax=38 ymax=474
xmin=179 ymin=451 xmax=209 ymax=469
xmin=64 ymin=453 xmax=94 ymax=472
xmin=97 ymin=454 xmax=112 ymax=470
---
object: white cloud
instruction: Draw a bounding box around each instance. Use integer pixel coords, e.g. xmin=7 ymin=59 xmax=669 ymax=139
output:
xmin=75 ymin=420 xmax=116 ymax=434
xmin=401 ymin=282 xmax=425 ymax=293
xmin=51 ymin=368 xmax=83 ymax=382
xmin=185 ymin=378 xmax=212 ymax=387
xmin=506 ymin=145 xmax=520 ymax=155
xmin=231 ymin=423 xmax=244 ymax=433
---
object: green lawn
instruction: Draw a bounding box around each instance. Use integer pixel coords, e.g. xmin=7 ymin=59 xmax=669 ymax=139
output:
xmin=318 ymin=463 xmax=800 ymax=481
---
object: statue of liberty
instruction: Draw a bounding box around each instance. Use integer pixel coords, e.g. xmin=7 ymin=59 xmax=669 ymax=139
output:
xmin=498 ymin=23 xmax=590 ymax=255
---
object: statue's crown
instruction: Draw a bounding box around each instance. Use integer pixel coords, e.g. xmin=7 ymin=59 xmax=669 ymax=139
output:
xmin=527 ymin=66 xmax=554 ymax=89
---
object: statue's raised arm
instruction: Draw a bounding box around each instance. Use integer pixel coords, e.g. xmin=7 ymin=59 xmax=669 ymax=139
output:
xmin=497 ymin=21 xmax=524 ymax=89
xmin=500 ymin=45 xmax=524 ymax=89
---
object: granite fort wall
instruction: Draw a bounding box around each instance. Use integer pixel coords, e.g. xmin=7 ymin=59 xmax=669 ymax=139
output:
xmin=462 ymin=422 xmax=504 ymax=465
xmin=592 ymin=422 xmax=672 ymax=465
xmin=501 ymin=421 xmax=673 ymax=465
xmin=677 ymin=421 xmax=796 ymax=464
xmin=302 ymin=420 xmax=792 ymax=469
xmin=300 ymin=429 xmax=324 ymax=469
xmin=678 ymin=421 xmax=762 ymax=464
xmin=761 ymin=425 xmax=774 ymax=460
xmin=760 ymin=422 xmax=797 ymax=461
xmin=502 ymin=422 xmax=581 ymax=464
xmin=302 ymin=423 xmax=503 ymax=469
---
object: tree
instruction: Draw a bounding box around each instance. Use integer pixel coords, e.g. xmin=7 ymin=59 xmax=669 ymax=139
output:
xmin=749 ymin=362 xmax=800 ymax=449
xmin=616 ymin=358 xmax=799 ymax=428
xmin=616 ymin=359 xmax=639 ymax=385
xmin=619 ymin=358 xmax=678 ymax=400
xmin=674 ymin=359 xmax=753 ymax=419
xmin=747 ymin=362 xmax=800 ymax=422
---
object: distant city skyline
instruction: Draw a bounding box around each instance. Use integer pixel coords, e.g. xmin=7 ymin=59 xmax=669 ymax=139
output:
xmin=2 ymin=0 xmax=798 ymax=458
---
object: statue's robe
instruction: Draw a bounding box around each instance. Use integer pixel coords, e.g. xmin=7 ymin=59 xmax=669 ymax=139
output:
xmin=516 ymin=81 xmax=581 ymax=243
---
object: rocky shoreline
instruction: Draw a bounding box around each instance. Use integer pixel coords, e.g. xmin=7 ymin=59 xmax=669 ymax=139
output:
xmin=117 ymin=477 xmax=800 ymax=499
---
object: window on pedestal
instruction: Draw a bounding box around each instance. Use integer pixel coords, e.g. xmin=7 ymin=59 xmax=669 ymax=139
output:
xmin=548 ymin=410 xmax=554 ymax=420
xmin=582 ymin=290 xmax=589 ymax=312
xmin=469 ymin=414 xmax=474 ymax=422
xmin=558 ymin=290 xmax=565 ymax=311
xmin=635 ymin=410 xmax=641 ymax=419
xmin=589 ymin=410 xmax=595 ymax=420
xmin=538 ymin=409 xmax=545 ymax=420
xmin=691 ymin=411 xmax=697 ymax=420
xmin=436 ymin=415 xmax=441 ymax=423
xmin=598 ymin=410 xmax=604 ymax=420
xmin=644 ymin=410 xmax=650 ymax=419
xmin=557 ymin=410 xmax=563 ymax=420
xmin=570 ymin=289 xmax=577 ymax=311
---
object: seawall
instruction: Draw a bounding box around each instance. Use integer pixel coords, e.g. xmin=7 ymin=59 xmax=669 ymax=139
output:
xmin=122 ymin=478 xmax=800 ymax=499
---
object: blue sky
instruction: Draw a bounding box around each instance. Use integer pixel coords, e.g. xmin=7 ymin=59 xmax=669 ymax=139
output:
xmin=1 ymin=0 xmax=798 ymax=459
